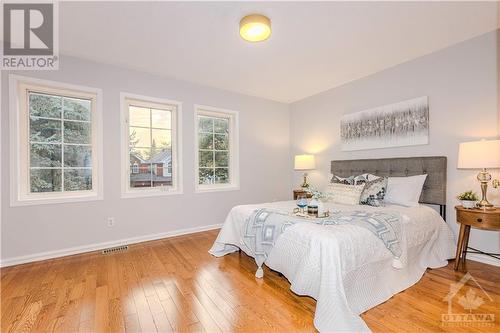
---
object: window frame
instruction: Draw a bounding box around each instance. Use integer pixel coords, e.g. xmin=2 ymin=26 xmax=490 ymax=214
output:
xmin=120 ymin=92 xmax=183 ymax=198
xmin=194 ymin=104 xmax=239 ymax=193
xmin=9 ymin=74 xmax=103 ymax=206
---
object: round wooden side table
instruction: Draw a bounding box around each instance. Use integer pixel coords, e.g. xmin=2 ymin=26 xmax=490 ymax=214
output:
xmin=454 ymin=205 xmax=500 ymax=270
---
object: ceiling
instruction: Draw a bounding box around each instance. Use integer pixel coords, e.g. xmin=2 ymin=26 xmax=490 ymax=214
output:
xmin=59 ymin=1 xmax=499 ymax=103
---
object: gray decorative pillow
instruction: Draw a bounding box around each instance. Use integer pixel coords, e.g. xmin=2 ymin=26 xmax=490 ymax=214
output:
xmin=360 ymin=177 xmax=388 ymax=207
xmin=332 ymin=173 xmax=379 ymax=185
xmin=331 ymin=175 xmax=355 ymax=185
xmin=353 ymin=173 xmax=380 ymax=184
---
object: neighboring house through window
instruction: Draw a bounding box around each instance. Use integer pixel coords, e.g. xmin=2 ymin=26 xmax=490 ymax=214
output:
xmin=132 ymin=161 xmax=139 ymax=174
xmin=195 ymin=105 xmax=239 ymax=192
xmin=121 ymin=93 xmax=182 ymax=197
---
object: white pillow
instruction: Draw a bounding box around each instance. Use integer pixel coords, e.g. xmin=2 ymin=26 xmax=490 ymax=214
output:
xmin=384 ymin=174 xmax=427 ymax=207
xmin=325 ymin=183 xmax=365 ymax=205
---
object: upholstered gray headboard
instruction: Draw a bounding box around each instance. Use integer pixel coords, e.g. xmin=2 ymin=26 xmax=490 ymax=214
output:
xmin=330 ymin=156 xmax=447 ymax=206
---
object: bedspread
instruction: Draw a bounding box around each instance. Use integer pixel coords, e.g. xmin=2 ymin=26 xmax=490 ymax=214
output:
xmin=243 ymin=208 xmax=407 ymax=279
xmin=209 ymin=201 xmax=455 ymax=332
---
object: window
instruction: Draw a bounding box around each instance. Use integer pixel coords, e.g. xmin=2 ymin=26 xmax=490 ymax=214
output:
xmin=195 ymin=105 xmax=239 ymax=192
xmin=9 ymin=75 xmax=103 ymax=206
xmin=132 ymin=162 xmax=139 ymax=174
xmin=121 ymin=93 xmax=182 ymax=197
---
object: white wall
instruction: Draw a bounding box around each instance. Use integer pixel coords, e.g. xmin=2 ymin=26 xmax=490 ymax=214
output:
xmin=290 ymin=30 xmax=500 ymax=264
xmin=0 ymin=56 xmax=290 ymax=264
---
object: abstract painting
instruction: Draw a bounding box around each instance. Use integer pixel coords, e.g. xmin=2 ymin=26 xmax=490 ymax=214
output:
xmin=340 ymin=96 xmax=429 ymax=151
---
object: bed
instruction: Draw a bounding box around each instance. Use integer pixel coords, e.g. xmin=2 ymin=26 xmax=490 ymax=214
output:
xmin=209 ymin=157 xmax=456 ymax=332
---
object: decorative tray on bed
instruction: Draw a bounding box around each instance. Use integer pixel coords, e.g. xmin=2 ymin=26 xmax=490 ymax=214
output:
xmin=291 ymin=208 xmax=331 ymax=219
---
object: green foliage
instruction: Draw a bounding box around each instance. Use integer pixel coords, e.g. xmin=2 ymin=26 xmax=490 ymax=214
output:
xmin=214 ymin=134 xmax=228 ymax=150
xmin=457 ymin=190 xmax=478 ymax=201
xmin=30 ymin=143 xmax=62 ymax=167
xmin=64 ymin=121 xmax=91 ymax=144
xmin=63 ymin=98 xmax=91 ymax=121
xmin=214 ymin=151 xmax=228 ymax=167
xmin=29 ymin=93 xmax=61 ymax=118
xmin=214 ymin=118 xmax=228 ymax=134
xmin=64 ymin=146 xmax=92 ymax=167
xmin=30 ymin=169 xmax=62 ymax=192
xmin=30 ymin=117 xmax=61 ymax=142
xmin=199 ymin=117 xmax=213 ymax=132
xmin=215 ymin=168 xmax=229 ymax=183
xmin=199 ymin=151 xmax=213 ymax=167
xmin=199 ymin=116 xmax=228 ymax=134
xmin=199 ymin=168 xmax=214 ymax=184
xmin=199 ymin=133 xmax=213 ymax=149
xmin=29 ymin=93 xmax=93 ymax=193
xmin=197 ymin=116 xmax=230 ymax=185
xmin=64 ymin=169 xmax=92 ymax=191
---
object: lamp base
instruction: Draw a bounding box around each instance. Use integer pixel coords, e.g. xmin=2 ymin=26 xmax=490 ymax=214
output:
xmin=476 ymin=200 xmax=494 ymax=209
xmin=476 ymin=169 xmax=494 ymax=209
xmin=301 ymin=173 xmax=309 ymax=188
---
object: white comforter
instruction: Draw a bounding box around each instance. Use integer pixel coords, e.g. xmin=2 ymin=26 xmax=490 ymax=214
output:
xmin=209 ymin=201 xmax=455 ymax=332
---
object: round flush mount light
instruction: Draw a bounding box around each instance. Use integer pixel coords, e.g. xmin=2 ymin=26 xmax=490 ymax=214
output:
xmin=239 ymin=14 xmax=271 ymax=42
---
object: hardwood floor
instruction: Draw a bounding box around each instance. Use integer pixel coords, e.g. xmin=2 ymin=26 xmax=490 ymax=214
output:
xmin=1 ymin=229 xmax=499 ymax=332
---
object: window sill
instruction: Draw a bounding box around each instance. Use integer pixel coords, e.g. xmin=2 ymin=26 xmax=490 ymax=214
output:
xmin=11 ymin=193 xmax=103 ymax=207
xmin=121 ymin=188 xmax=183 ymax=199
xmin=195 ymin=184 xmax=240 ymax=194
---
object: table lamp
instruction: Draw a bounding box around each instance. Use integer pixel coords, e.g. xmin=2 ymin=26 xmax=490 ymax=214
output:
xmin=294 ymin=154 xmax=315 ymax=188
xmin=457 ymin=139 xmax=500 ymax=208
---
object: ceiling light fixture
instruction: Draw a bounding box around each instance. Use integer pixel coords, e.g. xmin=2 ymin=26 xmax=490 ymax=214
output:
xmin=239 ymin=14 xmax=271 ymax=42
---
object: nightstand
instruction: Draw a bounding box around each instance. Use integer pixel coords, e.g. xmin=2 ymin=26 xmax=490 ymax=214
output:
xmin=293 ymin=189 xmax=312 ymax=200
xmin=454 ymin=206 xmax=500 ymax=270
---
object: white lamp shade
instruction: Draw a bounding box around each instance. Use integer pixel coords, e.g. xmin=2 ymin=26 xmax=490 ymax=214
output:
xmin=294 ymin=154 xmax=315 ymax=170
xmin=457 ymin=139 xmax=500 ymax=169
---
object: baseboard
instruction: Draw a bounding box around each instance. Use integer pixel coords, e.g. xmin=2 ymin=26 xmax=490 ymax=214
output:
xmin=466 ymin=253 xmax=500 ymax=267
xmin=0 ymin=223 xmax=222 ymax=268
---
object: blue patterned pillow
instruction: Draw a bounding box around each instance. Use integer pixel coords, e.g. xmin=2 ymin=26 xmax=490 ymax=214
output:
xmin=360 ymin=177 xmax=388 ymax=207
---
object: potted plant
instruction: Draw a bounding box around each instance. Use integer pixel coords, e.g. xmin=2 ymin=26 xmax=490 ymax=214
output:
xmin=457 ymin=190 xmax=479 ymax=209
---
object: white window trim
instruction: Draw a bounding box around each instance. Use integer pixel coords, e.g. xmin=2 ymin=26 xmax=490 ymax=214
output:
xmin=9 ymin=74 xmax=104 ymax=206
xmin=120 ymin=92 xmax=183 ymax=198
xmin=194 ymin=104 xmax=240 ymax=193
